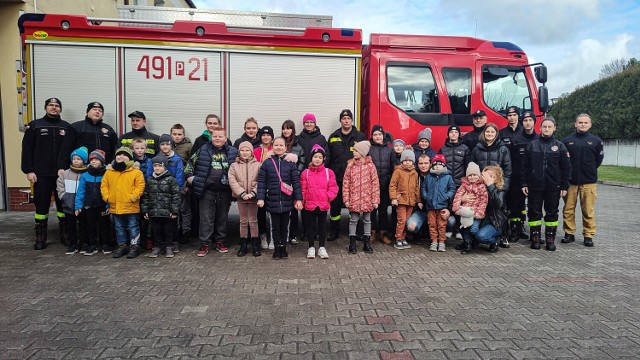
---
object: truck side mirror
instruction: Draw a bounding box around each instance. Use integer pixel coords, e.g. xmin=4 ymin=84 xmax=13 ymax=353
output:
xmin=535 ymin=65 xmax=547 ymax=84
xmin=538 ymin=85 xmax=549 ymax=113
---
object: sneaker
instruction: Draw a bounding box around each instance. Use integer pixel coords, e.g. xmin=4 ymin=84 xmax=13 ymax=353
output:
xmin=148 ymin=247 xmax=162 ymax=258
xmin=394 ymin=240 xmax=404 ymax=249
xmin=401 ymin=240 xmax=411 ymax=249
xmin=101 ymin=247 xmax=112 ymax=255
xmin=268 ymin=240 xmax=275 ymax=250
xmin=260 ymin=234 xmax=269 ymax=249
xmin=66 ymin=246 xmax=78 ymax=255
xmin=165 ymin=247 xmax=175 ymax=258
xmin=173 ymin=245 xmax=180 ymax=253
xmin=445 ymin=232 xmax=452 ymax=238
xmin=290 ymin=237 xmax=299 ymax=245
xmin=438 ymin=243 xmax=446 ymax=252
xmin=127 ymin=245 xmax=141 ymax=258
xmin=215 ymin=241 xmax=229 ymax=253
xmin=307 ymin=247 xmax=315 ymax=259
xmin=84 ymin=246 xmax=98 ymax=256
xmin=429 ymin=243 xmax=438 ymax=252
xmin=197 ymin=244 xmax=210 ymax=257
xmin=499 ymin=238 xmax=510 ymax=248
xmin=318 ymin=247 xmax=329 ymax=259
xmin=79 ymin=244 xmax=89 ymax=254
xmin=112 ymin=245 xmax=129 ymax=259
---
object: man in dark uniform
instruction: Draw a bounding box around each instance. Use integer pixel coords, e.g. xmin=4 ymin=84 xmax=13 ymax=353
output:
xmin=326 ymin=109 xmax=366 ymax=241
xmin=462 ymin=109 xmax=488 ymax=150
xmin=118 ymin=111 xmax=159 ymax=158
xmin=499 ymin=106 xmax=523 ymax=147
xmin=21 ymin=97 xmax=70 ymax=250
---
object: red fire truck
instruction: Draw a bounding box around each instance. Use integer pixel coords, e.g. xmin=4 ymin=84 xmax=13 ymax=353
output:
xmin=18 ymin=13 xmax=548 ymax=149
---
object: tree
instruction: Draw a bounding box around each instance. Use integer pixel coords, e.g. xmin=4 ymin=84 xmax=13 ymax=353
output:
xmin=599 ymin=58 xmax=627 ymax=79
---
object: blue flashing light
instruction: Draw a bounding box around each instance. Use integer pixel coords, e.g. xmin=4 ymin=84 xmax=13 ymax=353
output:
xmin=492 ymin=42 xmax=523 ymax=51
xmin=341 ymin=28 xmax=355 ymax=37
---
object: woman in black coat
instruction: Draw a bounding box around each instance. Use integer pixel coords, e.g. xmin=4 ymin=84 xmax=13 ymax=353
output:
xmin=470 ymin=123 xmax=512 ymax=190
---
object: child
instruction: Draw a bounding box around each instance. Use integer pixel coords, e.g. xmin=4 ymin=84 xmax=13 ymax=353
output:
xmin=141 ymin=155 xmax=181 ymax=258
xmin=56 ymin=146 xmax=88 ymax=254
xmin=421 ymin=154 xmax=456 ymax=252
xmin=281 ymin=120 xmax=305 ymax=245
xmin=101 ymin=146 xmax=146 ymax=259
xmin=369 ymin=125 xmax=395 ymax=244
xmin=392 ymin=139 xmax=406 ymax=165
xmin=388 ymin=138 xmax=407 ymax=243
xmin=405 ymin=153 xmax=431 ymax=246
xmin=228 ymin=141 xmax=262 ymax=257
xmin=389 ymin=149 xmax=421 ymax=250
xmin=171 ymin=124 xmax=193 ymax=165
xmin=256 ymin=137 xmax=303 ymax=260
xmin=171 ymin=123 xmax=193 ymax=243
xmin=75 ymin=149 xmax=111 ymax=255
xmin=253 ymin=126 xmax=274 ymax=249
xmin=131 ymin=137 xmax=152 ymax=179
xmin=300 ymin=144 xmax=339 ymax=259
xmin=149 ymin=134 xmax=185 ymax=188
xmin=342 ymin=141 xmax=380 ymax=254
xmin=412 ymin=128 xmax=436 ymax=164
xmin=452 ymin=162 xmax=489 ymax=253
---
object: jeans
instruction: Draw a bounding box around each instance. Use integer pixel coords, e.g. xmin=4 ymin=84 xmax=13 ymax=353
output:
xmin=406 ymin=210 xmax=426 ymax=234
xmin=113 ymin=213 xmax=140 ymax=246
xmin=475 ymin=224 xmax=503 ymax=245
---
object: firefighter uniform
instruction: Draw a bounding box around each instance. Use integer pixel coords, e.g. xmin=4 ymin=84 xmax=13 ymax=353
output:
xmin=507 ymin=129 xmax=538 ymax=241
xmin=118 ymin=111 xmax=160 ymax=158
xmin=521 ymin=133 xmax=571 ymax=251
xmin=21 ymin=98 xmax=70 ymax=249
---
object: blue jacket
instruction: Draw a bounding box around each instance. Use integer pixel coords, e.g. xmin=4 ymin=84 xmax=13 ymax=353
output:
xmin=257 ymin=155 xmax=303 ymax=214
xmin=421 ymin=169 xmax=456 ymax=210
xmin=146 ymin=152 xmax=185 ymax=188
xmin=135 ymin=156 xmax=152 ymax=179
xmin=75 ymin=165 xmax=107 ymax=210
xmin=185 ymin=142 xmax=237 ymax=198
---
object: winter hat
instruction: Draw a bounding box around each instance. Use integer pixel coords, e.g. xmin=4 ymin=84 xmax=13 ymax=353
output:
xmin=392 ymin=139 xmax=406 ymax=148
xmin=339 ymin=109 xmax=353 ymax=119
xmin=458 ymin=206 xmax=475 ymax=228
xmin=302 ymin=113 xmax=317 ymax=124
xmin=506 ymin=106 xmax=520 ymax=117
xmin=151 ymin=154 xmax=168 ymax=168
xmin=44 ymin=97 xmax=62 ymax=109
xmin=447 ymin=125 xmax=460 ymax=135
xmin=522 ymin=111 xmax=536 ymax=123
xmin=371 ymin=125 xmax=384 ymax=137
xmin=115 ymin=146 xmax=133 ymax=160
xmin=310 ymin=144 xmax=326 ymax=158
xmin=86 ymin=101 xmax=104 ymax=113
xmin=418 ymin=128 xmax=432 ymax=142
xmin=261 ymin=126 xmax=274 ymax=139
xmin=353 ymin=141 xmax=371 ymax=156
xmin=70 ymin=146 xmax=89 ymax=164
xmin=159 ymin=133 xmax=173 ymax=147
xmin=89 ymin=149 xmax=106 ymax=165
xmin=466 ymin=162 xmax=481 ymax=177
xmin=432 ymin=153 xmax=447 ymax=167
xmin=400 ymin=149 xmax=416 ymax=163
xmin=238 ymin=141 xmax=254 ymax=152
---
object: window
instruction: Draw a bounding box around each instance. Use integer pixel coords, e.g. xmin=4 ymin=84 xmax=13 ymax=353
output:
xmin=387 ymin=65 xmax=440 ymax=114
xmin=442 ymin=68 xmax=471 ymax=114
xmin=482 ymin=65 xmax=532 ymax=115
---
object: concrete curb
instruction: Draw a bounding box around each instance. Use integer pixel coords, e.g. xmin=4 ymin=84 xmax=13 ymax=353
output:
xmin=598 ymin=180 xmax=640 ymax=189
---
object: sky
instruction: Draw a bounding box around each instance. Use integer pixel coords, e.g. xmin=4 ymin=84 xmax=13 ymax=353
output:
xmin=192 ymin=0 xmax=640 ymax=99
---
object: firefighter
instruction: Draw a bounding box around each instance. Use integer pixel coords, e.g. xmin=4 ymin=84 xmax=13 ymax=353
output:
xmin=462 ymin=110 xmax=488 ymax=150
xmin=499 ymin=106 xmax=523 ymax=148
xmin=118 ymin=111 xmax=160 ymax=158
xmin=326 ymin=109 xmax=366 ymax=241
xmin=21 ymin=97 xmax=70 ymax=250
xmin=561 ymin=113 xmax=604 ymax=247
xmin=507 ymin=111 xmax=538 ymax=243
xmin=521 ymin=116 xmax=571 ymax=251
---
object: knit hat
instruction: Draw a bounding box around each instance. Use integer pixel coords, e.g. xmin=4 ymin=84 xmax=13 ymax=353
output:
xmin=353 ymin=141 xmax=371 ymax=156
xmin=522 ymin=111 xmax=536 ymax=123
xmin=466 ymin=162 xmax=481 ymax=177
xmin=458 ymin=206 xmax=475 ymax=228
xmin=392 ymin=139 xmax=406 ymax=148
xmin=238 ymin=141 xmax=253 ymax=152
xmin=89 ymin=149 xmax=106 ymax=165
xmin=432 ymin=153 xmax=446 ymax=167
xmin=400 ymin=149 xmax=415 ymax=163
xmin=115 ymin=146 xmax=133 ymax=160
xmin=339 ymin=109 xmax=353 ymax=119
xmin=506 ymin=106 xmax=520 ymax=117
xmin=302 ymin=113 xmax=317 ymax=124
xmin=371 ymin=125 xmax=384 ymax=137
xmin=44 ymin=97 xmax=62 ymax=109
xmin=70 ymin=146 xmax=88 ymax=164
xmin=447 ymin=125 xmax=460 ymax=136
xmin=310 ymin=144 xmax=326 ymax=158
xmin=86 ymin=101 xmax=104 ymax=113
xmin=151 ymin=154 xmax=168 ymax=168
xmin=159 ymin=133 xmax=173 ymax=147
xmin=261 ymin=126 xmax=274 ymax=139
xmin=418 ymin=128 xmax=432 ymax=142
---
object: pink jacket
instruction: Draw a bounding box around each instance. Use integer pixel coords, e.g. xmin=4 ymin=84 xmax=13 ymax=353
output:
xmin=300 ymin=164 xmax=339 ymax=211
xmin=254 ymin=145 xmax=272 ymax=163
xmin=452 ymin=176 xmax=488 ymax=219
xmin=342 ymin=156 xmax=380 ymax=213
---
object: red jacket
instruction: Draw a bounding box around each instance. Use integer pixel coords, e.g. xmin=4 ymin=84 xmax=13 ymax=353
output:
xmin=300 ymin=164 xmax=339 ymax=211
xmin=342 ymin=156 xmax=380 ymax=213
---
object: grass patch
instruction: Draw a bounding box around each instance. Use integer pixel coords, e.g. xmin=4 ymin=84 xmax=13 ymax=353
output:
xmin=599 ymin=165 xmax=640 ymax=185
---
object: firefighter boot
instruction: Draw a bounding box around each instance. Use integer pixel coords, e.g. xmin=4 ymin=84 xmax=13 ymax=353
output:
xmin=34 ymin=221 xmax=48 ymax=250
xmin=327 ymin=220 xmax=340 ymax=241
xmin=530 ymin=226 xmax=541 ymax=250
xmin=508 ymin=221 xmax=520 ymax=243
xmin=237 ymin=238 xmax=248 ymax=257
xmin=518 ymin=214 xmax=528 ymax=240
xmin=348 ymin=236 xmax=357 ymax=254
xmin=545 ymin=227 xmax=557 ymax=252
xmin=363 ymin=236 xmax=373 ymax=253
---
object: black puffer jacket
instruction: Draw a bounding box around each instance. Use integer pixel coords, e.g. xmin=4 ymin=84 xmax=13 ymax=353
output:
xmin=298 ymin=126 xmax=328 ymax=167
xmin=484 ymin=184 xmax=508 ymax=234
xmin=185 ymin=142 xmax=238 ymax=198
xmin=119 ymin=127 xmax=160 ymax=157
xmin=369 ymin=140 xmax=395 ymax=189
xmin=327 ymin=127 xmax=366 ymax=183
xmin=439 ymin=140 xmax=470 ymax=186
xmin=58 ymin=117 xmax=118 ymax=170
xmin=257 ymin=155 xmax=303 ymax=214
xmin=21 ymin=115 xmax=70 ymax=176
xmin=521 ymin=135 xmax=571 ymax=191
xmin=470 ymin=139 xmax=512 ymax=190
xmin=141 ymin=171 xmax=181 ymax=217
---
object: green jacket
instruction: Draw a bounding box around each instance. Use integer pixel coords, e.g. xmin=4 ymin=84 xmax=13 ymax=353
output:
xmin=141 ymin=170 xmax=181 ymax=217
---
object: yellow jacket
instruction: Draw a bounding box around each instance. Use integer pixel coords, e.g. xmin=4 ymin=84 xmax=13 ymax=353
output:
xmin=101 ymin=162 xmax=145 ymax=214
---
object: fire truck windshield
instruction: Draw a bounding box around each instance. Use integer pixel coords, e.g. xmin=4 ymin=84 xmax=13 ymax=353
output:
xmin=482 ymin=65 xmax=532 ymax=115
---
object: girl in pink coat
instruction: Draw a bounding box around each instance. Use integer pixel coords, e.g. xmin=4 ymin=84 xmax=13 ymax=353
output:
xmin=300 ymin=144 xmax=339 ymax=259
xmin=342 ymin=141 xmax=380 ymax=254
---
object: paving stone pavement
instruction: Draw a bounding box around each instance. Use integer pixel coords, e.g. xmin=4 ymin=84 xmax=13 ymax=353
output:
xmin=1 ymin=184 xmax=639 ymax=359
